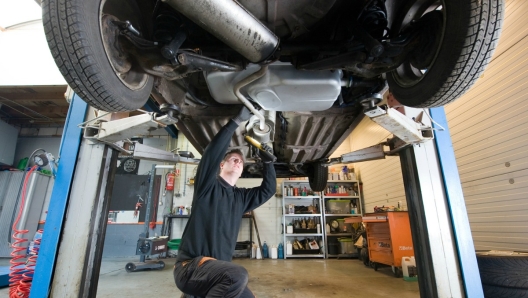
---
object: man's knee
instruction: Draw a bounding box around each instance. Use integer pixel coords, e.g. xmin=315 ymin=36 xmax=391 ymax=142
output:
xmin=228 ymin=265 xmax=249 ymax=287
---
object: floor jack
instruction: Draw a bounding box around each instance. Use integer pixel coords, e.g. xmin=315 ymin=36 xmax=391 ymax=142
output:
xmin=125 ymin=163 xmax=171 ymax=272
xmin=125 ymin=235 xmax=168 ymax=272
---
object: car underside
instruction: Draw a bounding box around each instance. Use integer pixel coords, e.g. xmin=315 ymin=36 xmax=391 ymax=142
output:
xmin=43 ymin=0 xmax=503 ymax=190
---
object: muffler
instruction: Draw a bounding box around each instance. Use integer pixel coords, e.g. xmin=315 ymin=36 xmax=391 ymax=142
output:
xmin=164 ymin=0 xmax=279 ymax=63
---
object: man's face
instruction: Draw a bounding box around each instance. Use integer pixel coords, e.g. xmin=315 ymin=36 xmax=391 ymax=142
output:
xmin=220 ymin=153 xmax=244 ymax=176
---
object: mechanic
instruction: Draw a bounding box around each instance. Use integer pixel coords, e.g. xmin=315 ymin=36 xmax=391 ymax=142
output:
xmin=174 ymin=106 xmax=277 ymax=298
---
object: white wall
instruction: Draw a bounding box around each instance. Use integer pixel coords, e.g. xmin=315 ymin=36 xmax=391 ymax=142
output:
xmin=0 ymin=11 xmax=66 ymax=86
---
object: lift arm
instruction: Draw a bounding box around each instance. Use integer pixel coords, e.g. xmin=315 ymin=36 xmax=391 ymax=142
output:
xmin=80 ymin=106 xmax=200 ymax=165
xmin=329 ymin=103 xmax=434 ymax=165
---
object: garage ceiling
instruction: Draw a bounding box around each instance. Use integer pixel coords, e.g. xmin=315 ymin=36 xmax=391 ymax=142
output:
xmin=0 ymin=85 xmax=69 ymax=127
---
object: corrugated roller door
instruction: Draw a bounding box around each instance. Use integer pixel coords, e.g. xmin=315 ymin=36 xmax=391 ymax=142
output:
xmin=445 ymin=0 xmax=528 ymax=252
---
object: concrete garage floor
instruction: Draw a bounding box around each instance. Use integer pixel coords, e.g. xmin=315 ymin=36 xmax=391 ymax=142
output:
xmin=0 ymin=257 xmax=420 ymax=297
xmin=95 ymin=257 xmax=419 ymax=298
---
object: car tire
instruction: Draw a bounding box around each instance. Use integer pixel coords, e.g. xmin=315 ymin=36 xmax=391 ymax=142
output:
xmin=387 ymin=0 xmax=504 ymax=107
xmin=482 ymin=284 xmax=528 ymax=298
xmin=42 ymin=0 xmax=154 ymax=112
xmin=125 ymin=262 xmax=136 ymax=272
xmin=477 ymin=251 xmax=528 ymax=289
xmin=307 ymin=162 xmax=328 ymax=192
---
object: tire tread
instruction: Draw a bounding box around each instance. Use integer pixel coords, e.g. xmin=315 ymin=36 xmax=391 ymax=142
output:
xmin=42 ymin=0 xmax=151 ymax=112
xmin=389 ymin=0 xmax=504 ymax=107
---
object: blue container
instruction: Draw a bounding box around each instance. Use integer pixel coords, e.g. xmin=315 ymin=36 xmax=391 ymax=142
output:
xmin=262 ymin=242 xmax=269 ymax=258
xmin=278 ymin=243 xmax=284 ymax=259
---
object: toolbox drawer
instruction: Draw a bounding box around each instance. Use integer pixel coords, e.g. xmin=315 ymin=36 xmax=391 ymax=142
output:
xmin=369 ymin=249 xmax=395 ymax=266
xmin=368 ymin=238 xmax=392 ymax=251
xmin=366 ymin=222 xmax=390 ymax=237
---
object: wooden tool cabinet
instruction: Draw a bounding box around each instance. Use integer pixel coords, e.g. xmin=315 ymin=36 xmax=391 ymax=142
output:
xmin=362 ymin=211 xmax=414 ymax=277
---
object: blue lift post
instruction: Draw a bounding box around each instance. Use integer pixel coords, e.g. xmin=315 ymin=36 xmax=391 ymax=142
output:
xmin=431 ymin=107 xmax=484 ymax=298
xmin=30 ymin=94 xmax=87 ymax=297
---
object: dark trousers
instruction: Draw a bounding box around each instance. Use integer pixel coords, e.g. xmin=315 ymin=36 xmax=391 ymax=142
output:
xmin=174 ymin=257 xmax=254 ymax=298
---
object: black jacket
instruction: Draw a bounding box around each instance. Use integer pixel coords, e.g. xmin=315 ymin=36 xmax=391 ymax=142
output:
xmin=177 ymin=120 xmax=276 ymax=262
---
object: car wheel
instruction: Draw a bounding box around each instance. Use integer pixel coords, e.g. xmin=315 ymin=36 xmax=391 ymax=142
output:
xmin=476 ymin=251 xmax=528 ymax=290
xmin=307 ymin=162 xmax=328 ymax=192
xmin=482 ymin=284 xmax=528 ymax=298
xmin=387 ymin=0 xmax=504 ymax=107
xmin=42 ymin=0 xmax=154 ymax=112
xmin=157 ymin=261 xmax=166 ymax=270
xmin=125 ymin=262 xmax=136 ymax=272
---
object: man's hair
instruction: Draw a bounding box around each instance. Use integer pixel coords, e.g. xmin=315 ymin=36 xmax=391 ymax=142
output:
xmin=222 ymin=149 xmax=245 ymax=163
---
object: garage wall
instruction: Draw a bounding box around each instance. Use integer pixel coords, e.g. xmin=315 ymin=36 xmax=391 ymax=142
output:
xmin=444 ymin=0 xmax=528 ymax=252
xmin=332 ymin=116 xmax=407 ymax=215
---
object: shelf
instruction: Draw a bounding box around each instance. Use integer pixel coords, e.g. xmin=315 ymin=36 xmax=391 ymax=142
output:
xmin=282 ymin=180 xmax=325 ymax=259
xmin=165 ymin=214 xmax=190 ymax=218
xmin=326 ymin=253 xmax=359 ymax=258
xmin=284 ymin=213 xmax=321 ymax=217
xmin=326 ymin=233 xmax=353 ymax=237
xmin=284 ymin=196 xmax=320 ymax=199
xmin=286 ymin=254 xmax=324 ymax=258
xmin=323 ymin=196 xmax=359 ymax=199
xmin=327 ymin=180 xmax=358 ymax=183
xmin=324 ymin=213 xmax=361 ymax=217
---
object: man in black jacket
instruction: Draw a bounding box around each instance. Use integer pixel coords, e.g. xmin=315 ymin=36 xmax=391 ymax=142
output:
xmin=174 ymin=106 xmax=277 ymax=298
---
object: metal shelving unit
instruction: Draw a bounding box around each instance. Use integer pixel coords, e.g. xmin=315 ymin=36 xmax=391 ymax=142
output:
xmin=282 ymin=180 xmax=325 ymax=259
xmin=322 ymin=180 xmax=362 ymax=258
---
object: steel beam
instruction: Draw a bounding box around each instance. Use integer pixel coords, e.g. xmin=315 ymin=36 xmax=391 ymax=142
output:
xmin=31 ymin=93 xmax=88 ymax=297
xmin=430 ymin=107 xmax=483 ymax=298
xmin=49 ymin=138 xmax=117 ymax=297
xmin=399 ymin=107 xmax=465 ymax=298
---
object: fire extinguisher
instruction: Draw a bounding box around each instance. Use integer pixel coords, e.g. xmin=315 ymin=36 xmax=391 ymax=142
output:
xmin=166 ymin=171 xmax=175 ymax=191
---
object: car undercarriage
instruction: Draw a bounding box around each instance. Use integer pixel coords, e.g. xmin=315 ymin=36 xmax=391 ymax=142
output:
xmin=42 ymin=0 xmax=503 ymax=190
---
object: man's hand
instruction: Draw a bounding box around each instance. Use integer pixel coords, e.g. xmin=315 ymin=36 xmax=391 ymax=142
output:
xmin=232 ymin=106 xmax=252 ymax=124
xmin=257 ymin=147 xmax=277 ymax=163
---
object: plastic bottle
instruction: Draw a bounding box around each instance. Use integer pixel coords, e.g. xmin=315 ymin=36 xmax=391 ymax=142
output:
xmin=271 ymin=245 xmax=278 ymax=259
xmin=256 ymin=246 xmax=262 ymax=259
xmin=278 ymin=243 xmax=284 ymax=259
xmin=262 ymin=241 xmax=269 ymax=258
xmin=402 ymin=256 xmax=418 ymax=281
xmin=286 ymin=241 xmax=293 ymax=255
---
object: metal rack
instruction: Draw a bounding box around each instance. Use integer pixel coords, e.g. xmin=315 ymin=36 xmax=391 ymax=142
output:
xmin=322 ymin=180 xmax=362 ymax=258
xmin=282 ymin=180 xmax=325 ymax=259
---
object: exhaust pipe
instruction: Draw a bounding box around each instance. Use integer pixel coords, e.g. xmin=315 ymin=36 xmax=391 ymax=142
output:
xmin=164 ymin=0 xmax=279 ymax=63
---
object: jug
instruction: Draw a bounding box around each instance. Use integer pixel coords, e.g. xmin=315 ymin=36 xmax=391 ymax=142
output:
xmin=278 ymin=243 xmax=284 ymax=259
xmin=402 ymin=256 xmax=418 ymax=281
xmin=262 ymin=241 xmax=269 ymax=258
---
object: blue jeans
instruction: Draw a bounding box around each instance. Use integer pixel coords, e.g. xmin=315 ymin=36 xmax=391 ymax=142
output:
xmin=174 ymin=257 xmax=254 ymax=298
